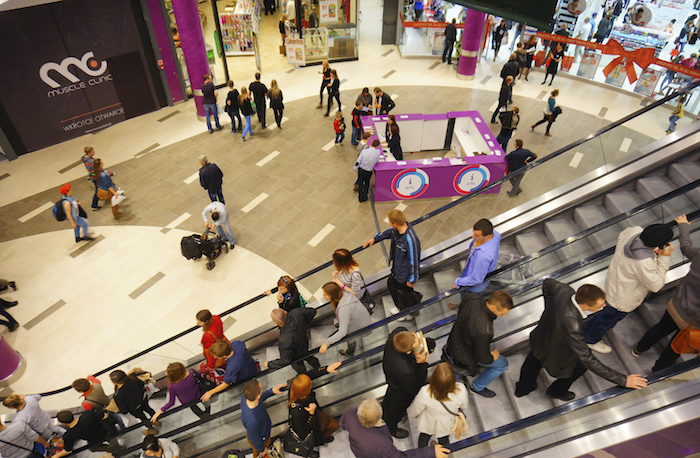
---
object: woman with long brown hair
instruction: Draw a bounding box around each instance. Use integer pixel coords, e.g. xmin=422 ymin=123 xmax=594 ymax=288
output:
xmin=409 ymin=362 xmax=469 ymax=447
xmin=264 ymin=275 xmax=303 ymax=312
xmin=196 ymin=309 xmax=228 ymax=370
xmin=150 ymin=362 xmax=209 ymax=423
xmin=331 ymin=249 xmax=373 ymax=314
xmin=318 ymin=282 xmax=371 ymax=357
xmin=286 ymin=363 xmax=342 ymax=456
xmin=269 ymin=79 xmax=284 ymax=129
xmin=93 ymin=158 xmax=121 ymax=219
xmin=238 ymin=86 xmax=254 ymax=140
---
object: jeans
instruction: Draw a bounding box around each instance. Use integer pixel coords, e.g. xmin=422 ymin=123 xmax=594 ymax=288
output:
xmin=109 ymin=412 xmax=126 ymax=431
xmin=668 ymin=115 xmax=680 ymax=132
xmin=207 ymin=188 xmax=225 ymax=205
xmin=351 ymin=124 xmax=360 ymax=145
xmin=0 ymin=307 xmax=18 ymax=329
xmin=635 ymin=309 xmax=682 ymax=372
xmin=242 ymin=115 xmax=253 ymax=138
xmin=335 ymin=131 xmax=345 ymax=143
xmin=357 ymin=168 xmax=373 ymax=202
xmin=472 ymin=355 xmax=509 ymax=391
xmin=228 ymin=111 xmax=241 ymax=132
xmin=203 ymin=104 xmax=221 ymax=132
xmin=584 ymin=304 xmax=628 ymax=344
xmin=515 ymin=352 xmax=587 ymax=397
xmin=382 ymin=387 xmax=414 ymax=433
xmin=272 ymin=107 xmax=283 ymax=127
xmin=90 ymin=181 xmax=100 ymax=209
xmin=73 ymin=215 xmax=89 ymax=238
xmin=215 ymin=217 xmax=236 ymax=245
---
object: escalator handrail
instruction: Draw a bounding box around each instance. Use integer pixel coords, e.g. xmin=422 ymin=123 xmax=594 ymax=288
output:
xmin=27 ymin=84 xmax=700 ymax=399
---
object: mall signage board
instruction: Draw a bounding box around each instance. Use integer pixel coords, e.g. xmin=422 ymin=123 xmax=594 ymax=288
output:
xmin=0 ymin=0 xmax=157 ymax=153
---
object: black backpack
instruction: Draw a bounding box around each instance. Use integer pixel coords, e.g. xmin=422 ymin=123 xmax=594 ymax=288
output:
xmin=222 ymin=450 xmax=245 ymax=458
xmin=53 ymin=199 xmax=67 ymax=221
xmin=181 ymin=235 xmax=202 ymax=259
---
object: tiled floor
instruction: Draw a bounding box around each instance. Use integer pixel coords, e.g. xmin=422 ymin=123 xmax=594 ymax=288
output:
xmin=0 ymin=0 xmax=684 ymax=416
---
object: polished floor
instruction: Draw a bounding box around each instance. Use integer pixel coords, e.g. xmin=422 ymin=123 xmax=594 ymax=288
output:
xmin=0 ymin=0 xmax=688 ymax=416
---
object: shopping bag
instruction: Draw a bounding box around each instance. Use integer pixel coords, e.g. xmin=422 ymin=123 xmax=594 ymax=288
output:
xmin=560 ymin=55 xmax=574 ymax=72
xmin=535 ymin=50 xmax=546 ymax=67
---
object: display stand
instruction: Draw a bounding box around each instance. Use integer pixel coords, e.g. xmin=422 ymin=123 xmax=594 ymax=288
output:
xmin=608 ymin=23 xmax=670 ymax=55
xmin=219 ymin=0 xmax=261 ymax=56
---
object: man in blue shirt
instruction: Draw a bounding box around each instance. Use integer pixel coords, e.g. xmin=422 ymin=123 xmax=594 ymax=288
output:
xmin=200 ymin=340 xmax=258 ymax=401
xmin=354 ymin=139 xmax=382 ymax=203
xmin=448 ymin=219 xmax=501 ymax=311
xmin=241 ymin=380 xmax=286 ymax=457
xmin=364 ymin=210 xmax=422 ymax=320
xmin=504 ymin=139 xmax=537 ymax=197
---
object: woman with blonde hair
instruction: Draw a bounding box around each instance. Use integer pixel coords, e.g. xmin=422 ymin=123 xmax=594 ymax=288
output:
xmin=317 ymin=60 xmax=331 ymax=109
xmin=269 ymin=79 xmax=284 ymax=129
xmin=319 ymin=282 xmax=371 ymax=357
xmin=238 ymin=86 xmax=254 ymax=140
xmin=409 ymin=362 xmax=469 ymax=447
xmin=150 ymin=362 xmax=209 ymax=423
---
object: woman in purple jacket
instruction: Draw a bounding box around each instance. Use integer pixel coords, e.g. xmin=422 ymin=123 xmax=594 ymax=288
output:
xmin=151 ymin=363 xmax=209 ymax=422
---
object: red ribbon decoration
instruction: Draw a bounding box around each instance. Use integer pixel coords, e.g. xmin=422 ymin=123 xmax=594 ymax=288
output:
xmin=600 ymin=39 xmax=656 ymax=84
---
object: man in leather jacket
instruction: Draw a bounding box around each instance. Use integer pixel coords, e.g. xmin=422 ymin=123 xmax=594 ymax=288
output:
xmin=515 ymin=279 xmax=647 ymax=401
xmin=264 ymin=307 xmax=320 ymax=374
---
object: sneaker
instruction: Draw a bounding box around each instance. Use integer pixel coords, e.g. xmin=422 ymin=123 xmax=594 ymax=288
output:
xmin=588 ymin=341 xmax=612 ymax=354
xmin=390 ymin=307 xmax=400 ymax=315
xmin=80 ymin=236 xmax=95 ymax=241
xmin=469 ymin=384 xmax=497 ymax=398
xmin=631 ymin=346 xmax=643 ymax=357
xmin=547 ymin=390 xmax=575 ymax=402
xmin=217 ymin=126 xmax=223 ymax=131
xmin=391 ymin=428 xmax=409 ymax=439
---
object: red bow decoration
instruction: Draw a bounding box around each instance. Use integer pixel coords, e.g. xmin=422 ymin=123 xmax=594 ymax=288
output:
xmin=601 ymin=39 xmax=656 ymax=84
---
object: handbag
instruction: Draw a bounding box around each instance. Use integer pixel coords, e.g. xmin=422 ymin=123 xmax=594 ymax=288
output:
xmin=284 ymin=404 xmax=315 ymax=457
xmin=250 ymin=100 xmax=257 ymax=114
xmin=269 ymin=439 xmax=286 ymax=458
xmin=354 ymin=271 xmax=375 ymax=314
xmin=671 ymin=309 xmax=700 ymax=354
xmin=78 ymin=205 xmax=88 ymax=218
xmin=190 ymin=368 xmax=217 ymax=395
xmin=96 ymin=187 xmax=112 ymax=200
xmin=438 ymin=400 xmax=469 ymax=440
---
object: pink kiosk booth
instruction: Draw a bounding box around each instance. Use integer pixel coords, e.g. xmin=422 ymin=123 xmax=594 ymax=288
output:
xmin=361 ymin=111 xmax=507 ymax=202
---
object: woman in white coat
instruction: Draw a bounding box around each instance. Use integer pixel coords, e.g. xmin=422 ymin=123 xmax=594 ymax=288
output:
xmin=409 ymin=362 xmax=469 ymax=447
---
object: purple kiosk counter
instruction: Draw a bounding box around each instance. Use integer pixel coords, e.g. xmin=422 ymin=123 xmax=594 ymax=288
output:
xmin=362 ymin=111 xmax=507 ymax=202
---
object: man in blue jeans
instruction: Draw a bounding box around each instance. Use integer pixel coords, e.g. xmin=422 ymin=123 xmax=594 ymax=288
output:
xmin=443 ymin=291 xmax=512 ymax=398
xmin=202 ymin=74 xmax=222 ymax=133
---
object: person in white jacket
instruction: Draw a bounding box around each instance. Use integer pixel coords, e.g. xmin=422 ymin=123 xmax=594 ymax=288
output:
xmin=585 ymin=224 xmax=674 ymax=354
xmin=201 ymin=201 xmax=235 ymax=249
xmin=409 ymin=362 xmax=469 ymax=448
xmin=140 ymin=435 xmax=179 ymax=458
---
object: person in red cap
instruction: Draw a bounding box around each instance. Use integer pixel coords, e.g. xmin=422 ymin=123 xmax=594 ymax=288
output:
xmin=60 ymin=183 xmax=93 ymax=243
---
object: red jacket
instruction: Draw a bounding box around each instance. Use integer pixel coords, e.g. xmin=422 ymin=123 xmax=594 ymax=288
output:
xmin=334 ymin=118 xmax=343 ymax=133
xmin=201 ymin=315 xmax=226 ymax=368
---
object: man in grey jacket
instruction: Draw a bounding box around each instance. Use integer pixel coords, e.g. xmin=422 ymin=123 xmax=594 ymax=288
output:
xmin=264 ymin=307 xmax=320 ymax=374
xmin=586 ymin=223 xmax=673 ymax=354
xmin=515 ymin=279 xmax=647 ymax=401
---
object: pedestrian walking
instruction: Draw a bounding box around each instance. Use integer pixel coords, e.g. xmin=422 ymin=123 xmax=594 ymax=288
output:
xmin=249 ymin=73 xmax=268 ymax=129
xmin=443 ymin=18 xmax=457 ymax=64
xmin=521 ymin=36 xmax=537 ymax=80
xmin=81 ymin=146 xmax=101 ymax=210
xmin=333 ymin=111 xmax=346 ymax=144
xmin=492 ymin=19 xmax=507 ymax=60
xmin=239 ymin=87 xmax=254 ymax=140
xmin=504 ymin=139 xmax=537 ymax=197
xmin=59 ymin=183 xmax=92 ymax=242
xmin=198 ymin=155 xmax=225 ymax=203
xmin=317 ymin=60 xmax=331 ymax=109
xmin=325 ymin=70 xmax=341 ymax=117
xmin=202 ymin=74 xmax=222 ymax=133
xmin=531 ymin=89 xmax=559 ymax=137
xmin=496 ymin=106 xmax=519 ymax=151
xmin=667 ymin=95 xmax=686 ymax=133
xmin=224 ymin=80 xmax=241 ymax=134
xmin=269 ymin=80 xmax=284 ymax=129
xmin=491 ymin=76 xmax=514 ymax=123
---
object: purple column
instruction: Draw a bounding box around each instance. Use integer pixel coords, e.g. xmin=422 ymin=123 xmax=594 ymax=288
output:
xmin=0 ymin=336 xmax=20 ymax=381
xmin=146 ymin=0 xmax=184 ymax=103
xmin=171 ymin=0 xmax=210 ymax=119
xmin=457 ymin=10 xmax=486 ymax=80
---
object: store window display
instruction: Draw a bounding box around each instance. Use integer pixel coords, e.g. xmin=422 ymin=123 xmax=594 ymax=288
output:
xmin=398 ymin=0 xmax=466 ymax=57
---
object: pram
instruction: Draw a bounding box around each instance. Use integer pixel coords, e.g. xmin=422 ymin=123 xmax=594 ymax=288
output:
xmin=181 ymin=230 xmax=229 ymax=270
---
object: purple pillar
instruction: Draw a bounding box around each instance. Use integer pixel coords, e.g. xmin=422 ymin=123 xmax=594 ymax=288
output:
xmin=0 ymin=336 xmax=20 ymax=381
xmin=457 ymin=10 xmax=486 ymax=80
xmin=171 ymin=0 xmax=210 ymax=119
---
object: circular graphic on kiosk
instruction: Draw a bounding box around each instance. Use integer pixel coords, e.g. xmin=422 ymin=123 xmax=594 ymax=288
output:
xmin=391 ymin=168 xmax=430 ymax=199
xmin=453 ymin=165 xmax=491 ymax=194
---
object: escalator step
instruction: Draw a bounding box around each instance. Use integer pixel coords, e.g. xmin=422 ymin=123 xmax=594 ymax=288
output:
xmin=636 ymin=176 xmax=694 ymax=221
xmin=573 ymin=205 xmax=621 ymax=253
xmin=544 ymin=218 xmax=595 ymax=264
xmin=668 ymin=161 xmax=700 ymax=207
xmin=515 ymin=231 xmax=564 ymax=276
xmin=604 ymin=191 xmax=656 ymax=229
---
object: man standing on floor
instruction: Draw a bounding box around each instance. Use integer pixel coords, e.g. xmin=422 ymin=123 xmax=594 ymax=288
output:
xmin=249 ymin=73 xmax=268 ymax=129
xmin=202 ymin=74 xmax=222 ymax=134
xmin=443 ymin=18 xmax=457 ymax=64
xmin=364 ymin=210 xmax=422 ymax=319
xmin=381 ymin=328 xmax=430 ymax=438
xmin=586 ymin=223 xmax=673 ymax=354
xmin=202 ymin=201 xmax=235 ymax=249
xmin=496 ymin=107 xmax=519 ymax=151
xmin=448 ymin=219 xmax=500 ymax=310
xmin=60 ymin=183 xmax=93 ymax=243
xmin=515 ymin=279 xmax=647 ymax=401
xmin=198 ymin=155 xmax=225 ymax=204
xmin=354 ymin=139 xmax=382 ymax=203
xmin=504 ymin=139 xmax=537 ymax=197
xmin=264 ymin=307 xmax=321 ymax=374
xmin=374 ymin=88 xmax=396 ymax=115
xmin=491 ymin=76 xmax=514 ymax=124
xmin=444 ymin=291 xmax=513 ymax=398
xmin=81 ymin=146 xmax=101 ymax=210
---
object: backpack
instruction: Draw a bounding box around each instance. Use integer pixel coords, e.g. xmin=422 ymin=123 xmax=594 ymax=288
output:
xmin=181 ymin=235 xmax=203 ymax=259
xmin=223 ymin=450 xmax=247 ymax=458
xmin=53 ymin=199 xmax=68 ymax=221
xmin=93 ymin=408 xmax=120 ymax=437
xmin=340 ymin=118 xmax=346 ymax=132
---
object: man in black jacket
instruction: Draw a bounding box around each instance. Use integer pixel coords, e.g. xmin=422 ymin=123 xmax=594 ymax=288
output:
xmin=264 ymin=307 xmax=320 ymax=374
xmin=381 ymin=327 xmax=431 ymax=438
xmin=54 ymin=410 xmax=122 ymax=458
xmin=198 ymin=155 xmax=225 ymax=204
xmin=443 ymin=291 xmax=512 ymax=398
xmin=515 ymin=279 xmax=648 ymax=401
xmin=249 ymin=73 xmax=268 ymax=128
xmin=491 ymin=76 xmax=514 ymax=124
xmin=374 ymin=88 xmax=395 ymax=115
xmin=443 ymin=19 xmax=457 ymax=64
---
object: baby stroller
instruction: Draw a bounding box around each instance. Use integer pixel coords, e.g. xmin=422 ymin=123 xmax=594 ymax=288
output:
xmin=181 ymin=230 xmax=229 ymax=270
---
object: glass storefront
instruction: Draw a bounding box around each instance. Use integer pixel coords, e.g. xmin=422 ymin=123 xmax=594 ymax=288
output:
xmin=398 ymin=0 xmax=466 ymax=57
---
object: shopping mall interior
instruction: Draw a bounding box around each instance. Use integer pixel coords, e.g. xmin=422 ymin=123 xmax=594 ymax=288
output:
xmin=1 ymin=0 xmax=700 ymax=456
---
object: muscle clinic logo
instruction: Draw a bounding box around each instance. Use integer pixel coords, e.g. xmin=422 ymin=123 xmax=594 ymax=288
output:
xmin=39 ymin=52 xmax=112 ymax=97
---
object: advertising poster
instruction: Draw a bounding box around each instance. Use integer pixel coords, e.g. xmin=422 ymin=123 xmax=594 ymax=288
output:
xmin=286 ymin=38 xmax=306 ymax=66
xmin=634 ymin=68 xmax=663 ymax=96
xmin=320 ymin=0 xmax=338 ymax=24
xmin=605 ymin=62 xmax=628 ymax=87
xmin=577 ymin=50 xmax=602 ymax=79
xmin=0 ymin=0 xmax=157 ymax=153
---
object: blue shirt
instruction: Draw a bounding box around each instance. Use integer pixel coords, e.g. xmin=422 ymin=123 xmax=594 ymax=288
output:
xmin=241 ymin=388 xmax=274 ymax=452
xmin=223 ymin=340 xmax=258 ymax=385
xmin=354 ymin=146 xmax=382 ymax=172
xmin=505 ymin=148 xmax=536 ymax=172
xmin=455 ymin=230 xmax=501 ymax=290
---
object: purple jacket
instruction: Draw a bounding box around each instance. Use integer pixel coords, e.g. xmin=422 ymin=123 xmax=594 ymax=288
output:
xmin=340 ymin=407 xmax=435 ymax=458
